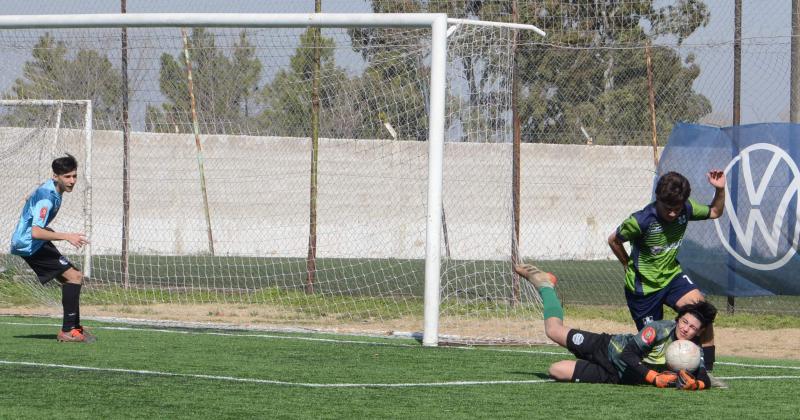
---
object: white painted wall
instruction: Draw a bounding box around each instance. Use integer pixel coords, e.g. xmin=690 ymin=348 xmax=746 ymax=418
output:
xmin=1 ymin=129 xmax=657 ymax=260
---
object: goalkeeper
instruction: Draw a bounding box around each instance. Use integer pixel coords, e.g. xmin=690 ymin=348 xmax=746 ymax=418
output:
xmin=515 ymin=264 xmax=716 ymax=390
xmin=9 ymin=154 xmax=94 ymax=343
xmin=608 ymin=171 xmax=725 ymax=373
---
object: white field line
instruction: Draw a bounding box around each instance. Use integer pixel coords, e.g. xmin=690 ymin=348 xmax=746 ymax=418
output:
xmin=0 ymin=360 xmax=554 ymax=388
xmin=718 ymin=376 xmax=800 ymax=380
xmin=715 ymin=362 xmax=800 ymax=370
xmin=1 ymin=360 xmax=797 ymax=387
xmin=2 ymin=321 xmax=567 ymax=354
xmin=3 ymin=321 xmax=800 ymax=370
xmin=0 ymin=321 xmax=419 ymax=348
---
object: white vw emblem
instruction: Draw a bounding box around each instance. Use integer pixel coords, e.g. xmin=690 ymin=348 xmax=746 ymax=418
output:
xmin=714 ymin=143 xmax=800 ymax=270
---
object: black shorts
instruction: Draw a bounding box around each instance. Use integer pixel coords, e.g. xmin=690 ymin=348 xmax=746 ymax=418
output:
xmin=625 ymin=272 xmax=702 ymax=329
xmin=566 ymin=329 xmax=620 ymax=384
xmin=20 ymin=241 xmax=76 ymax=284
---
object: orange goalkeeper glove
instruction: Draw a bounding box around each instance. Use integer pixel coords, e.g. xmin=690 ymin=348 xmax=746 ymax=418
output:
xmin=676 ymin=369 xmax=706 ymax=391
xmin=646 ymin=370 xmax=678 ymax=388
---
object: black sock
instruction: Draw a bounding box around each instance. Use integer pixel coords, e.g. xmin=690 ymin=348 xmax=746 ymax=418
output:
xmin=62 ymin=283 xmax=81 ymax=332
xmin=704 ymin=345 xmax=716 ymax=371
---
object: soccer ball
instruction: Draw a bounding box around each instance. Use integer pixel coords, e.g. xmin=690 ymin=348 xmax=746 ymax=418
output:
xmin=666 ymin=339 xmax=702 ymax=372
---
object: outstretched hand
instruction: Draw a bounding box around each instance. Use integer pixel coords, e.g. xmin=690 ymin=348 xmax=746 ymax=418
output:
xmin=652 ymin=371 xmax=678 ymax=388
xmin=707 ymin=170 xmax=726 ymax=189
xmin=675 ymin=369 xmax=705 ymax=390
xmin=66 ymin=233 xmax=89 ymax=248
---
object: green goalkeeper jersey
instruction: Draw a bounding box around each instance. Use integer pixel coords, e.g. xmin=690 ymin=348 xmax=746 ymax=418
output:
xmin=615 ymin=198 xmax=710 ymax=295
xmin=606 ymin=319 xmax=708 ymax=384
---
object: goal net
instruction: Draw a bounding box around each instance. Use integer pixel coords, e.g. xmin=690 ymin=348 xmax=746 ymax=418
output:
xmin=0 ymin=14 xmax=544 ymax=344
xmin=0 ymin=100 xmax=92 ymax=304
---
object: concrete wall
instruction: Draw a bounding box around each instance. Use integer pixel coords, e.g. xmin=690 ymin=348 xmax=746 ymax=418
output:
xmin=1 ymin=129 xmax=657 ymax=260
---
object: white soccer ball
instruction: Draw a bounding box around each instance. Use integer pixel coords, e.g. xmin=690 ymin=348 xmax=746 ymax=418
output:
xmin=666 ymin=339 xmax=702 ymax=372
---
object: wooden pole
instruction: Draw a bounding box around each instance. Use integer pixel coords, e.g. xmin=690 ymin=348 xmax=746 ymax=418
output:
xmin=121 ymin=0 xmax=131 ymax=288
xmin=181 ymin=28 xmax=215 ymax=256
xmin=510 ymin=0 xmax=522 ymax=305
xmin=306 ymin=0 xmax=322 ymax=294
xmin=792 ymin=0 xmax=800 ymax=122
xmin=728 ymin=0 xmax=743 ymax=314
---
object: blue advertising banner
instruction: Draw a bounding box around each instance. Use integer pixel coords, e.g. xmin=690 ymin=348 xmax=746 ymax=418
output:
xmin=659 ymin=123 xmax=800 ymax=296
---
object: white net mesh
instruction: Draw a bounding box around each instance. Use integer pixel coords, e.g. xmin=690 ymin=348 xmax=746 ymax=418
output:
xmin=0 ymin=22 xmax=549 ymax=343
xmin=2 ymin=1 xmax=798 ymax=341
xmin=0 ymin=101 xmax=90 ymax=306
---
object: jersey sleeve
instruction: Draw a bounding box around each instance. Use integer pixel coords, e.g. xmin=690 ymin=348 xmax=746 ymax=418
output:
xmin=619 ymin=324 xmax=659 ymax=381
xmin=32 ymin=198 xmax=53 ymax=228
xmin=687 ymin=197 xmax=710 ymax=221
xmin=616 ymin=215 xmax=642 ymax=242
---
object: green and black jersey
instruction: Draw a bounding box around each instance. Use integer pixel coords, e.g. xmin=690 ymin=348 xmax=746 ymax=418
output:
xmin=607 ymin=319 xmax=709 ymax=385
xmin=616 ymin=198 xmax=710 ymax=295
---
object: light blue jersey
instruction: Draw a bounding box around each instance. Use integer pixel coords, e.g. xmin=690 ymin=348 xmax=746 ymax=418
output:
xmin=10 ymin=179 xmax=62 ymax=256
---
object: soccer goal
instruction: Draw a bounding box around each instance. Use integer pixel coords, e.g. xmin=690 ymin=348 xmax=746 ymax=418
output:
xmin=0 ymin=99 xmax=93 ymax=294
xmin=0 ymin=13 xmax=544 ymax=346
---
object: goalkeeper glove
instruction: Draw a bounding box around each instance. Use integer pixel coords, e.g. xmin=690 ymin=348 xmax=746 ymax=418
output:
xmin=645 ymin=370 xmax=678 ymax=388
xmin=675 ymin=369 xmax=706 ymax=391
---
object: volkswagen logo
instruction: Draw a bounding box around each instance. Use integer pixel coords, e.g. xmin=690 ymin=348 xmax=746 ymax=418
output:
xmin=714 ymin=143 xmax=800 ymax=270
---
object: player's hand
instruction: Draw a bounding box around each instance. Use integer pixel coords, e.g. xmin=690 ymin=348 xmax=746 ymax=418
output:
xmin=648 ymin=370 xmax=678 ymax=388
xmin=675 ymin=369 xmax=706 ymax=390
xmin=707 ymin=170 xmax=726 ymax=189
xmin=66 ymin=233 xmax=89 ymax=248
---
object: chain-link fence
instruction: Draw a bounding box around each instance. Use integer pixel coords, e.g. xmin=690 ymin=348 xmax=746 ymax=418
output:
xmin=0 ymin=2 xmax=796 ymax=345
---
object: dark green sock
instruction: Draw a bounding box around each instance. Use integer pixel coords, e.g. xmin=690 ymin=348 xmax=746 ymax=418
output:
xmin=540 ymin=287 xmax=564 ymax=320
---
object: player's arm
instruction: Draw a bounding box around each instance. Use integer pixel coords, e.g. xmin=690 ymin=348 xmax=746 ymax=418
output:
xmin=706 ymin=170 xmax=726 ymax=219
xmin=608 ymin=216 xmax=641 ymax=268
xmin=620 ymin=326 xmax=678 ymax=388
xmin=31 ymin=226 xmax=88 ymax=248
xmin=30 ymin=198 xmax=88 ymax=248
xmin=608 ymin=232 xmax=629 ymax=267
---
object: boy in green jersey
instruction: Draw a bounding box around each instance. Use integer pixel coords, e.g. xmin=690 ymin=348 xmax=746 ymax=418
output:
xmin=608 ymin=171 xmax=725 ymax=371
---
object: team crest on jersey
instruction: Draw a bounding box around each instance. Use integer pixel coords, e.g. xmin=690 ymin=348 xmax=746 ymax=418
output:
xmin=59 ymin=256 xmax=69 ymax=266
xmin=571 ymin=333 xmax=585 ymax=346
xmin=641 ymin=326 xmax=656 ymax=345
xmin=647 ymin=224 xmax=663 ymax=234
xmin=39 ymin=207 xmax=48 ymax=220
xmin=678 ymin=214 xmax=687 ymax=224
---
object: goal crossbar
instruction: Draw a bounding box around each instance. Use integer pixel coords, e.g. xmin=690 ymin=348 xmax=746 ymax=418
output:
xmin=0 ymin=13 xmax=445 ymax=29
xmin=0 ymin=13 xmax=446 ymax=347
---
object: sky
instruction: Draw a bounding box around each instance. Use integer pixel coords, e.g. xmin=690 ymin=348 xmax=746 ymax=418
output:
xmin=0 ymin=0 xmax=794 ymax=127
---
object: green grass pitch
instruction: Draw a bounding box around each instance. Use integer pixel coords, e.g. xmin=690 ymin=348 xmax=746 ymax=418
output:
xmin=0 ymin=315 xmax=798 ymax=419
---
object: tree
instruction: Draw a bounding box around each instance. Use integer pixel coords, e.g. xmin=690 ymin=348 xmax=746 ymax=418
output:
xmin=349 ymin=1 xmax=472 ymax=141
xmin=504 ymin=0 xmax=712 ymax=144
xmin=257 ymin=28 xmax=350 ymax=138
xmin=4 ymin=33 xmax=123 ymax=130
xmin=146 ymin=29 xmax=261 ymax=135
xmin=357 ymin=0 xmax=712 ymax=145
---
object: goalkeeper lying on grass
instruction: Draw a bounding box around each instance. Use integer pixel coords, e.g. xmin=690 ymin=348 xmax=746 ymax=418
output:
xmin=515 ymin=264 xmax=716 ymax=390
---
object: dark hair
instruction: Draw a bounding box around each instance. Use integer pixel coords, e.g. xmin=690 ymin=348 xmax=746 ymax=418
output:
xmin=655 ymin=172 xmax=691 ymax=206
xmin=676 ymin=301 xmax=717 ymax=329
xmin=52 ymin=153 xmax=78 ymax=175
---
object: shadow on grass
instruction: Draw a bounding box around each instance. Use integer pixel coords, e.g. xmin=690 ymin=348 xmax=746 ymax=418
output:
xmin=13 ymin=334 xmax=56 ymax=340
xmin=509 ymin=371 xmax=552 ymax=380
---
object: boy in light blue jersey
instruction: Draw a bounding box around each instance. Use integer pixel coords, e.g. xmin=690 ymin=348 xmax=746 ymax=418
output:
xmin=608 ymin=171 xmax=725 ymax=372
xmin=10 ymin=154 xmax=93 ymax=343
xmin=515 ymin=264 xmax=715 ymax=390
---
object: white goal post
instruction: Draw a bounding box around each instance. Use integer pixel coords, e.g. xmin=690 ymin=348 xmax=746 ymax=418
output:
xmin=0 ymin=13 xmax=448 ymax=346
xmin=0 ymin=99 xmax=93 ymax=280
